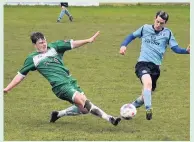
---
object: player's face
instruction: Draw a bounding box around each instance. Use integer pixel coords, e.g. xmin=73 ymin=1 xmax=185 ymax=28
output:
xmin=35 ymin=38 xmax=48 ymax=53
xmin=154 ymin=16 xmax=166 ymax=31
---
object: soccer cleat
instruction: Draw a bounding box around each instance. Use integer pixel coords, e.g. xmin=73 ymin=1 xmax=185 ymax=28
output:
xmin=146 ymin=108 xmax=153 ymax=120
xmin=50 ymin=111 xmax=60 ymax=123
xmin=109 ymin=117 xmax=121 ymax=126
xmin=69 ymin=16 xmax=73 ymax=22
xmin=57 ymin=20 xmax=60 ymax=23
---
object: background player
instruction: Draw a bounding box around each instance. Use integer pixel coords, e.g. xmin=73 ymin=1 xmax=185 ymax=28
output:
xmin=57 ymin=2 xmax=73 ymax=22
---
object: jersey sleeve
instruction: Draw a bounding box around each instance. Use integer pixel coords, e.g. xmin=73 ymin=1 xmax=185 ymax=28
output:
xmin=18 ymin=56 xmax=36 ymax=77
xmin=168 ymin=31 xmax=178 ymax=48
xmin=132 ymin=25 xmax=144 ymax=38
xmin=48 ymin=40 xmax=73 ymax=53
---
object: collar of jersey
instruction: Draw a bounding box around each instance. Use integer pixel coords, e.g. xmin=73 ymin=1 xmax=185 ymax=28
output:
xmin=152 ymin=25 xmax=164 ymax=34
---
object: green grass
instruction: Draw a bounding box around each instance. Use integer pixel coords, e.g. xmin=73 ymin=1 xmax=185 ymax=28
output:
xmin=4 ymin=5 xmax=190 ymax=141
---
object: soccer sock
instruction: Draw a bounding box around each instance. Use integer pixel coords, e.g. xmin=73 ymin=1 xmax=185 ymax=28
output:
xmin=84 ymin=100 xmax=111 ymax=122
xmin=57 ymin=105 xmax=82 ymax=117
xmin=132 ymin=95 xmax=144 ymax=108
xmin=143 ymin=89 xmax=152 ymax=110
xmin=58 ymin=9 xmax=66 ymax=20
xmin=64 ymin=9 xmax=71 ymax=17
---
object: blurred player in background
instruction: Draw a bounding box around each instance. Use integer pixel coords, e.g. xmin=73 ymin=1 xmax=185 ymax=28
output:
xmin=4 ymin=31 xmax=121 ymax=126
xmin=119 ymin=10 xmax=190 ymax=120
xmin=57 ymin=2 xmax=73 ymax=22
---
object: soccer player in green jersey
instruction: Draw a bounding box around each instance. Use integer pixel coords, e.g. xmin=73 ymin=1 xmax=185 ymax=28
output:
xmin=4 ymin=31 xmax=121 ymax=126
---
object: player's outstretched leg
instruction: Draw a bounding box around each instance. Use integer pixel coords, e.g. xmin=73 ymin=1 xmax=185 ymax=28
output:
xmin=132 ymin=95 xmax=144 ymax=108
xmin=50 ymin=105 xmax=88 ymax=123
xmin=72 ymin=91 xmax=121 ymax=126
xmin=84 ymin=100 xmax=121 ymax=126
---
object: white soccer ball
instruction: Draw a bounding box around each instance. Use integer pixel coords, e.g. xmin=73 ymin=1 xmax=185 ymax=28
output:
xmin=120 ymin=103 xmax=137 ymax=120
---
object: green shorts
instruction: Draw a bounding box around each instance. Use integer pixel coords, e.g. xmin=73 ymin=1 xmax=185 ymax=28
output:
xmin=52 ymin=79 xmax=83 ymax=104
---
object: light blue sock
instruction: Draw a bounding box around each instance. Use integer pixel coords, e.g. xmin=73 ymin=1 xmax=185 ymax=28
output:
xmin=58 ymin=9 xmax=66 ymax=20
xmin=64 ymin=9 xmax=71 ymax=17
xmin=143 ymin=90 xmax=152 ymax=110
xmin=132 ymin=96 xmax=144 ymax=108
xmin=58 ymin=105 xmax=83 ymax=117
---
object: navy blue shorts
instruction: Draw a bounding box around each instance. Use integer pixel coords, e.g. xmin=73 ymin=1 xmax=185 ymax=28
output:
xmin=60 ymin=2 xmax=68 ymax=7
xmin=135 ymin=61 xmax=160 ymax=91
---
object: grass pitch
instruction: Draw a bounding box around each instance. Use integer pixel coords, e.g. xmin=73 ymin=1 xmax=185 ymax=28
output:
xmin=4 ymin=5 xmax=190 ymax=141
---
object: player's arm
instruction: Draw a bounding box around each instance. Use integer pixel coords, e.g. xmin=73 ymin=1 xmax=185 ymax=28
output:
xmin=4 ymin=56 xmax=36 ymax=94
xmin=71 ymin=31 xmax=100 ymax=49
xmin=120 ymin=25 xmax=144 ymax=55
xmin=168 ymin=31 xmax=190 ymax=54
xmin=4 ymin=73 xmax=25 ymax=93
xmin=52 ymin=31 xmax=100 ymax=53
xmin=120 ymin=34 xmax=136 ymax=55
xmin=171 ymin=44 xmax=190 ymax=54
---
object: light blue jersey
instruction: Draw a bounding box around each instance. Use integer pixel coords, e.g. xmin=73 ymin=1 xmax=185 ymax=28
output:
xmin=133 ymin=24 xmax=178 ymax=65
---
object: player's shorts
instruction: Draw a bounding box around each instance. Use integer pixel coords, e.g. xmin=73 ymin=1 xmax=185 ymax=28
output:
xmin=52 ymin=79 xmax=83 ymax=104
xmin=135 ymin=61 xmax=160 ymax=91
xmin=60 ymin=2 xmax=68 ymax=7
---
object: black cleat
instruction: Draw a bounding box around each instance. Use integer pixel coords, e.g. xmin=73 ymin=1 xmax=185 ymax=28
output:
xmin=57 ymin=20 xmax=60 ymax=23
xmin=50 ymin=111 xmax=60 ymax=123
xmin=69 ymin=16 xmax=73 ymax=22
xmin=109 ymin=117 xmax=121 ymax=126
xmin=146 ymin=108 xmax=153 ymax=120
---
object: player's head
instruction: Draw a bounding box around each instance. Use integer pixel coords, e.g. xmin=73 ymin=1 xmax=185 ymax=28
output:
xmin=154 ymin=10 xmax=169 ymax=31
xmin=30 ymin=32 xmax=47 ymax=53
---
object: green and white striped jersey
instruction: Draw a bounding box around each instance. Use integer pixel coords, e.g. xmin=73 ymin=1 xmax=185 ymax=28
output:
xmin=18 ymin=40 xmax=74 ymax=88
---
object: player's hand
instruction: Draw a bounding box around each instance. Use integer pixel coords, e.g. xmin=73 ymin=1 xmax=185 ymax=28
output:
xmin=4 ymin=88 xmax=9 ymax=94
xmin=120 ymin=46 xmax=127 ymax=55
xmin=186 ymin=44 xmax=190 ymax=54
xmin=88 ymin=31 xmax=100 ymax=43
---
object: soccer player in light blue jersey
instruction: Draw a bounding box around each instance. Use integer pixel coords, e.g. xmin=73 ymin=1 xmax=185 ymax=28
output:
xmin=57 ymin=2 xmax=73 ymax=22
xmin=119 ymin=10 xmax=190 ymax=120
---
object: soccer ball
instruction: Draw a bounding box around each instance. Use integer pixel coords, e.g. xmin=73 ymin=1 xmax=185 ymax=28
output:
xmin=120 ymin=103 xmax=137 ymax=120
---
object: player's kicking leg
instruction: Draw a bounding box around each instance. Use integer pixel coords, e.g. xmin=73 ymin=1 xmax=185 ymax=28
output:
xmin=50 ymin=109 xmax=121 ymax=126
xmin=50 ymin=91 xmax=121 ymax=126
xmin=83 ymin=99 xmax=121 ymax=126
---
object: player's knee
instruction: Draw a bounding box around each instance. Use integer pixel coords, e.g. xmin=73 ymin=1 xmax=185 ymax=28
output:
xmin=142 ymin=79 xmax=152 ymax=90
xmin=73 ymin=92 xmax=87 ymax=107
xmin=145 ymin=82 xmax=152 ymax=90
xmin=81 ymin=93 xmax=87 ymax=101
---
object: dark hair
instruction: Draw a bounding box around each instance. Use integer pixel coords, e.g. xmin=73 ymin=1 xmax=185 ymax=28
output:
xmin=156 ymin=10 xmax=169 ymax=23
xmin=30 ymin=32 xmax=45 ymax=44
